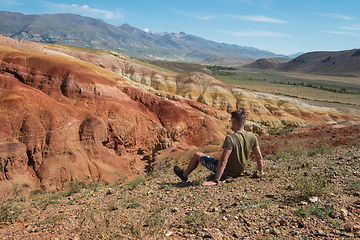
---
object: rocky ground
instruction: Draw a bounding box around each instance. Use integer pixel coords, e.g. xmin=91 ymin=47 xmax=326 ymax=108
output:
xmin=0 ymin=124 xmax=360 ymax=240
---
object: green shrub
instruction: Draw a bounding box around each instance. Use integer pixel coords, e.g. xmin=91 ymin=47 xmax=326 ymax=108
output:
xmin=297 ymin=204 xmax=333 ymax=218
xmin=346 ymin=181 xmax=360 ymax=191
xmin=291 ymin=170 xmax=330 ymax=197
xmin=88 ymin=181 xmax=101 ymax=192
xmin=275 ymin=150 xmax=292 ymax=160
xmin=64 ymin=181 xmax=86 ymax=197
xmin=0 ymin=203 xmax=20 ymax=223
xmin=128 ymin=176 xmax=147 ymax=190
xmin=185 ymin=210 xmax=212 ymax=227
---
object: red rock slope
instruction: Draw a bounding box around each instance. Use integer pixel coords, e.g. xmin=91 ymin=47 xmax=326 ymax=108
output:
xmin=0 ymin=37 xmax=227 ymax=197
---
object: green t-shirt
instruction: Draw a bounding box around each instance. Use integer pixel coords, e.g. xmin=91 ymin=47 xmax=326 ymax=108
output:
xmin=222 ymin=131 xmax=259 ymax=176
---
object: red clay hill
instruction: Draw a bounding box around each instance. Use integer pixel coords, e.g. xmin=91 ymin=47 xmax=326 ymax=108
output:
xmin=0 ymin=35 xmax=358 ymax=197
xmin=0 ymin=36 xmax=228 ymax=197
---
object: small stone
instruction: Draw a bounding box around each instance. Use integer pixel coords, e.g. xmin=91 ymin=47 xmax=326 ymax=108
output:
xmin=297 ymin=220 xmax=309 ymax=228
xmin=222 ymin=216 xmax=228 ymax=221
xmin=344 ymin=223 xmax=354 ymax=232
xmin=270 ymin=228 xmax=281 ymax=236
xmin=265 ymin=194 xmax=275 ymax=198
xmin=279 ymin=219 xmax=287 ymax=226
xmin=287 ymin=184 xmax=295 ymax=190
xmin=165 ymin=231 xmax=173 ymax=237
xmin=309 ymin=197 xmax=318 ymax=203
xmin=211 ymin=207 xmax=219 ymax=212
xmin=316 ymin=229 xmax=326 ymax=236
xmin=270 ymin=221 xmax=280 ymax=228
xmin=329 ymin=211 xmax=341 ymax=219
xmin=233 ymin=232 xmax=241 ymax=238
xmin=299 ymin=201 xmax=308 ymax=206
xmin=340 ymin=208 xmax=348 ymax=219
xmin=215 ymin=231 xmax=223 ymax=237
xmin=106 ymin=188 xmax=114 ymax=195
xmin=171 ymin=207 xmax=179 ymax=213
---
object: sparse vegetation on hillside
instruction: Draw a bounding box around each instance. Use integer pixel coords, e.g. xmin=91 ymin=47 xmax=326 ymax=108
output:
xmin=1 ymin=131 xmax=360 ymax=239
xmin=205 ymin=65 xmax=237 ymax=76
xmin=273 ymin=81 xmax=360 ymax=95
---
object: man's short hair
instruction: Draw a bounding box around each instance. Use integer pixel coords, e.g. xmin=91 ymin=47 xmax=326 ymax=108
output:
xmin=231 ymin=110 xmax=246 ymax=125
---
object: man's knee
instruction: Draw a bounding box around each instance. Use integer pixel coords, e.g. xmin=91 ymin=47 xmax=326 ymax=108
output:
xmin=193 ymin=152 xmax=204 ymax=161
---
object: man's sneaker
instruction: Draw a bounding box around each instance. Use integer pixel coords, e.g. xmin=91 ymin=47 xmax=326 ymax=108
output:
xmin=174 ymin=166 xmax=188 ymax=182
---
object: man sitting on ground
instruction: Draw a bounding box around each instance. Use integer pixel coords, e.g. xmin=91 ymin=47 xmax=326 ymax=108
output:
xmin=174 ymin=110 xmax=263 ymax=186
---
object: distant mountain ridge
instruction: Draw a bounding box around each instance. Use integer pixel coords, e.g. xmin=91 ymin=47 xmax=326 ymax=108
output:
xmin=0 ymin=11 xmax=285 ymax=62
xmin=242 ymin=49 xmax=360 ymax=77
xmin=276 ymin=49 xmax=360 ymax=77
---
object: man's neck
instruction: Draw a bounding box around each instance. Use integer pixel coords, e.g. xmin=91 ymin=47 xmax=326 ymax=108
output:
xmin=233 ymin=126 xmax=245 ymax=132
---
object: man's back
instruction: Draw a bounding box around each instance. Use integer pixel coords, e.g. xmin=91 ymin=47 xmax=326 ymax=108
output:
xmin=222 ymin=131 xmax=258 ymax=176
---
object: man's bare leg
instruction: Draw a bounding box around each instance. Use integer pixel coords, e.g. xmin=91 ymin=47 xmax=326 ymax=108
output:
xmin=184 ymin=152 xmax=203 ymax=177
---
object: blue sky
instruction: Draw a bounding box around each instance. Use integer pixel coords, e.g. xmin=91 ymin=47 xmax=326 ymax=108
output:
xmin=1 ymin=0 xmax=359 ymax=55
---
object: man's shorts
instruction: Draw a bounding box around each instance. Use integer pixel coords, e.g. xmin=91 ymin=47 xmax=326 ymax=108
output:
xmin=200 ymin=154 xmax=230 ymax=179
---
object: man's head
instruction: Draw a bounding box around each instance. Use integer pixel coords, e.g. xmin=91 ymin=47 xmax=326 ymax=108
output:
xmin=231 ymin=110 xmax=246 ymax=127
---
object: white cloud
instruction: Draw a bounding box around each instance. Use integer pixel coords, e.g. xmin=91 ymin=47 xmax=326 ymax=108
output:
xmin=190 ymin=12 xmax=217 ymax=20
xmin=324 ymin=30 xmax=358 ymax=37
xmin=339 ymin=24 xmax=360 ymax=31
xmin=169 ymin=8 xmax=216 ymax=20
xmin=226 ymin=15 xmax=288 ymax=23
xmin=42 ymin=2 xmax=124 ymax=20
xmin=170 ymin=7 xmax=287 ymax=23
xmin=220 ymin=30 xmax=291 ymax=37
xmin=0 ymin=0 xmax=21 ymax=6
xmin=217 ymin=0 xmax=273 ymax=9
xmin=313 ymin=12 xmax=354 ymax=21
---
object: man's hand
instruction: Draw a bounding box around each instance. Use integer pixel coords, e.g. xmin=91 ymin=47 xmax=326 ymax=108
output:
xmin=202 ymin=181 xmax=217 ymax=186
xmin=252 ymin=170 xmax=264 ymax=178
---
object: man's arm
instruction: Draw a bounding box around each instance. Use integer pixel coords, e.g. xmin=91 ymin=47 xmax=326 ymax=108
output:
xmin=202 ymin=148 xmax=232 ymax=186
xmin=252 ymin=145 xmax=263 ymax=173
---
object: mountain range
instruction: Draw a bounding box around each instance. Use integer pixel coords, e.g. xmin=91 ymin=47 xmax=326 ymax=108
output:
xmin=243 ymin=49 xmax=360 ymax=77
xmin=0 ymin=11 xmax=285 ymax=62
